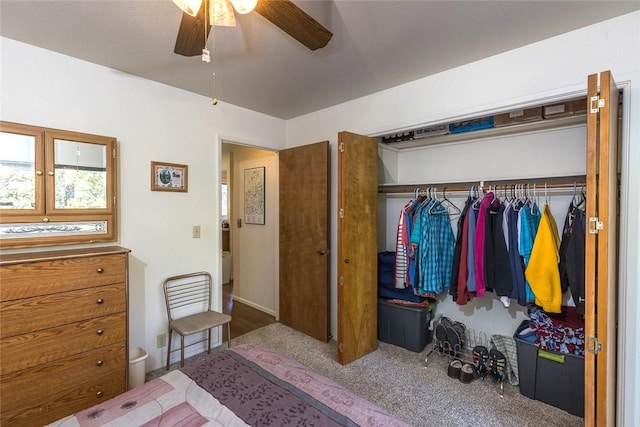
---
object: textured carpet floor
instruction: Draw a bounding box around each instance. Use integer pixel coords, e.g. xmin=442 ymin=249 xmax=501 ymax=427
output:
xmin=149 ymin=322 xmax=584 ymax=427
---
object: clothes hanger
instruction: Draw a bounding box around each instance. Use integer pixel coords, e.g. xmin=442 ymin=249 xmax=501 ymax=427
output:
xmin=544 ymin=182 xmax=550 ymax=206
xmin=440 ymin=187 xmax=461 ymax=215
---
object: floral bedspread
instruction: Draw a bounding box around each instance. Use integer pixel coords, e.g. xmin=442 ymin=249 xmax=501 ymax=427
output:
xmin=49 ymin=343 xmax=408 ymax=427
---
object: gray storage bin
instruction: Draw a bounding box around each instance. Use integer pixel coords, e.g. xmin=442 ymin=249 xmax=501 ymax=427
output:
xmin=514 ymin=320 xmax=584 ymax=417
xmin=377 ymin=298 xmax=433 ymax=352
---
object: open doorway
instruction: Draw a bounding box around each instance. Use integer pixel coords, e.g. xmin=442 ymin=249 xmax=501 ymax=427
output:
xmin=220 ymin=142 xmax=278 ymax=340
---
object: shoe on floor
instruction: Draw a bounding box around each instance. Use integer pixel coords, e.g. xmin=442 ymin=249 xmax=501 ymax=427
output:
xmin=487 ymin=349 xmax=507 ymax=382
xmin=459 ymin=363 xmax=480 ymax=384
xmin=472 ymin=345 xmax=489 ymax=377
xmin=435 ymin=323 xmax=449 ymax=355
xmin=447 ymin=359 xmax=463 ymax=379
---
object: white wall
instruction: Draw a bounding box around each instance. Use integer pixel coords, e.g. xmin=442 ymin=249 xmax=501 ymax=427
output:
xmin=285 ymin=11 xmax=640 ymax=426
xmin=0 ymin=37 xmax=286 ymax=371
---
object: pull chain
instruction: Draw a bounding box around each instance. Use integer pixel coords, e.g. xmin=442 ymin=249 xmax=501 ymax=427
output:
xmin=210 ymin=19 xmax=218 ymax=105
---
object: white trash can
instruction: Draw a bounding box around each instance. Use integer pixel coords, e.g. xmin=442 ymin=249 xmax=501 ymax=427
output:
xmin=128 ymin=347 xmax=148 ymax=389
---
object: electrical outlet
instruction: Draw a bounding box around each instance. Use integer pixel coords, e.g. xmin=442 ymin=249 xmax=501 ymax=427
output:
xmin=192 ymin=225 xmax=201 ymax=239
xmin=156 ymin=333 xmax=166 ymax=348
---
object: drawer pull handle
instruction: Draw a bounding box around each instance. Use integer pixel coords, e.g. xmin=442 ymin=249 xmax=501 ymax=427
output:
xmin=96 ymin=267 xmax=104 ymax=273
xmin=96 ymin=298 xmax=104 ymax=304
xmin=96 ymin=360 xmax=104 ymax=367
xmin=96 ymin=391 xmax=104 ymax=398
xmin=96 ymin=329 xmax=104 ymax=335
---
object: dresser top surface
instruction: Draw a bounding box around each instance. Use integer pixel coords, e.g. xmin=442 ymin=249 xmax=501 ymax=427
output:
xmin=0 ymin=246 xmax=130 ymax=266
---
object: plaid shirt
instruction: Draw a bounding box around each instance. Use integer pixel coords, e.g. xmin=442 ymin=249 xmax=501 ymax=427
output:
xmin=415 ymin=200 xmax=455 ymax=295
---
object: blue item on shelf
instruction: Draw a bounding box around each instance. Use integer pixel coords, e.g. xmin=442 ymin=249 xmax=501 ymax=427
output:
xmin=449 ymin=116 xmax=494 ymax=134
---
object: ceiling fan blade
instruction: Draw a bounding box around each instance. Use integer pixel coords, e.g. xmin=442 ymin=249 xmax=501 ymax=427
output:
xmin=255 ymin=0 xmax=332 ymax=51
xmin=174 ymin=4 xmax=212 ymax=56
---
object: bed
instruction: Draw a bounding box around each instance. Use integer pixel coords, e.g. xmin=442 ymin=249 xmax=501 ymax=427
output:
xmin=48 ymin=343 xmax=410 ymax=426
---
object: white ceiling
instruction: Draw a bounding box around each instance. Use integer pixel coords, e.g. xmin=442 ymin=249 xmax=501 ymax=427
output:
xmin=2 ymin=1 xmax=639 ymax=120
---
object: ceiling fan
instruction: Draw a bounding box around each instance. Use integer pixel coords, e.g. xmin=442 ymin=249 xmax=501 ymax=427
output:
xmin=173 ymin=0 xmax=333 ymax=57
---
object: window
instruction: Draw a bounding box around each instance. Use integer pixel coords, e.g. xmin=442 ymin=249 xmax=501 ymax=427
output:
xmin=0 ymin=121 xmax=117 ymax=248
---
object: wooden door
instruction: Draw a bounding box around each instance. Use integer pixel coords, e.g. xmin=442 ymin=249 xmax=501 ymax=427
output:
xmin=336 ymin=131 xmax=378 ymax=365
xmin=279 ymin=142 xmax=330 ymax=342
xmin=585 ymin=70 xmax=619 ymax=426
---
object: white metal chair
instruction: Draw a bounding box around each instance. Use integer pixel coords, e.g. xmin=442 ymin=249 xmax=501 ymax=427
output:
xmin=163 ymin=271 xmax=231 ymax=370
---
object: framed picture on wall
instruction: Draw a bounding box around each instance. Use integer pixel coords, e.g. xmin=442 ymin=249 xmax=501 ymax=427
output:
xmin=244 ymin=166 xmax=265 ymax=224
xmin=151 ymin=161 xmax=188 ymax=192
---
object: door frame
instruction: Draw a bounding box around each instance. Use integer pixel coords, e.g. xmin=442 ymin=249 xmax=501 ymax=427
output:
xmin=218 ymin=138 xmax=280 ymax=322
xmin=609 ymin=79 xmax=632 ymax=425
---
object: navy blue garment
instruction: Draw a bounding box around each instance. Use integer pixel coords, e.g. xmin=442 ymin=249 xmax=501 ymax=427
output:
xmin=507 ymin=203 xmax=527 ymax=305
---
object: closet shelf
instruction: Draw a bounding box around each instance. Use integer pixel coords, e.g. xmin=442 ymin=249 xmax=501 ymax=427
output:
xmin=378 ymin=175 xmax=586 ymax=195
xmin=378 ymin=115 xmax=587 ymax=151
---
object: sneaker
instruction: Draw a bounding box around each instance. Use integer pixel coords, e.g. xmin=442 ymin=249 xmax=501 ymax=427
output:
xmin=435 ymin=317 xmax=454 ymax=355
xmin=435 ymin=324 xmax=448 ymax=355
xmin=451 ymin=321 xmax=467 ymax=348
xmin=472 ymin=345 xmax=489 ymax=378
xmin=487 ymin=349 xmax=507 ymax=382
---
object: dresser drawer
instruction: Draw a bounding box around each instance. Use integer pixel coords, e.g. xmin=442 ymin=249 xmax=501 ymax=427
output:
xmin=0 ymin=253 xmax=127 ymax=301
xmin=0 ymin=343 xmax=125 ymax=415
xmin=0 ymin=284 xmax=126 ymax=339
xmin=0 ymin=312 xmax=126 ymax=375
xmin=0 ymin=371 xmax=126 ymax=427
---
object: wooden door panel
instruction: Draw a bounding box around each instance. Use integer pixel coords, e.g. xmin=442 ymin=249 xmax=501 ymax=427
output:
xmin=585 ymin=70 xmax=619 ymax=427
xmin=337 ymin=131 xmax=378 ymax=365
xmin=279 ymin=142 xmax=330 ymax=342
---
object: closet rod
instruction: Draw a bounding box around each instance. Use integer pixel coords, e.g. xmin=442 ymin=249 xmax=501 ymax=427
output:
xmin=377 ymin=174 xmax=586 ymax=195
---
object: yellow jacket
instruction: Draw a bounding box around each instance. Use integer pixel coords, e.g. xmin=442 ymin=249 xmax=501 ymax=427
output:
xmin=525 ymin=204 xmax=562 ymax=313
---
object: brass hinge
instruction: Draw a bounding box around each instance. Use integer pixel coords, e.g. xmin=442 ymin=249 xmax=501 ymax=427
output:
xmin=339 ymin=142 xmax=344 ymax=152
xmin=338 ymin=342 xmax=344 ymax=353
xmin=113 ymin=148 xmax=116 ymax=159
xmin=589 ymin=216 xmax=603 ymax=234
xmin=590 ymin=96 xmax=605 ymax=113
xmin=339 ymin=276 xmax=344 ymax=286
xmin=339 ymin=208 xmax=344 ymax=218
xmin=588 ymin=336 xmax=602 ymax=354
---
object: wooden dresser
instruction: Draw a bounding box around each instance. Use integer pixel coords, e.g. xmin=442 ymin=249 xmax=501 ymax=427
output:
xmin=0 ymin=246 xmax=130 ymax=426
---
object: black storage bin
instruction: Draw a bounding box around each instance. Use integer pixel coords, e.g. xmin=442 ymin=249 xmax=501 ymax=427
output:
xmin=514 ymin=320 xmax=584 ymax=417
xmin=377 ymin=298 xmax=432 ymax=352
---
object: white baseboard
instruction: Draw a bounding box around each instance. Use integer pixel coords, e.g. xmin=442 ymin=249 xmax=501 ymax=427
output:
xmin=233 ymin=295 xmax=276 ymax=317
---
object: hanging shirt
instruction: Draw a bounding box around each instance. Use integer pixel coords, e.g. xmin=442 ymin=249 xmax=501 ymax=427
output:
xmin=449 ymin=197 xmax=472 ymax=300
xmin=507 ymin=202 xmax=526 ymax=306
xmin=525 ymin=204 xmax=562 ymax=313
xmin=415 ymin=201 xmax=455 ymax=295
xmin=559 ymin=203 xmax=586 ymax=315
xmin=473 ymin=192 xmax=494 ymax=298
xmin=466 ymin=205 xmax=478 ymax=293
xmin=405 ymin=198 xmax=424 ymax=287
xmin=519 ymin=202 xmax=541 ymax=302
xmin=456 ymin=200 xmax=473 ymax=305
xmin=394 ymin=200 xmax=412 ymax=289
xmin=484 ymin=199 xmax=512 ymax=296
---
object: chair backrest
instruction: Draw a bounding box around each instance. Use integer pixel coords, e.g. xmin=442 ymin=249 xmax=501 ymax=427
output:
xmin=163 ymin=271 xmax=213 ymax=322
